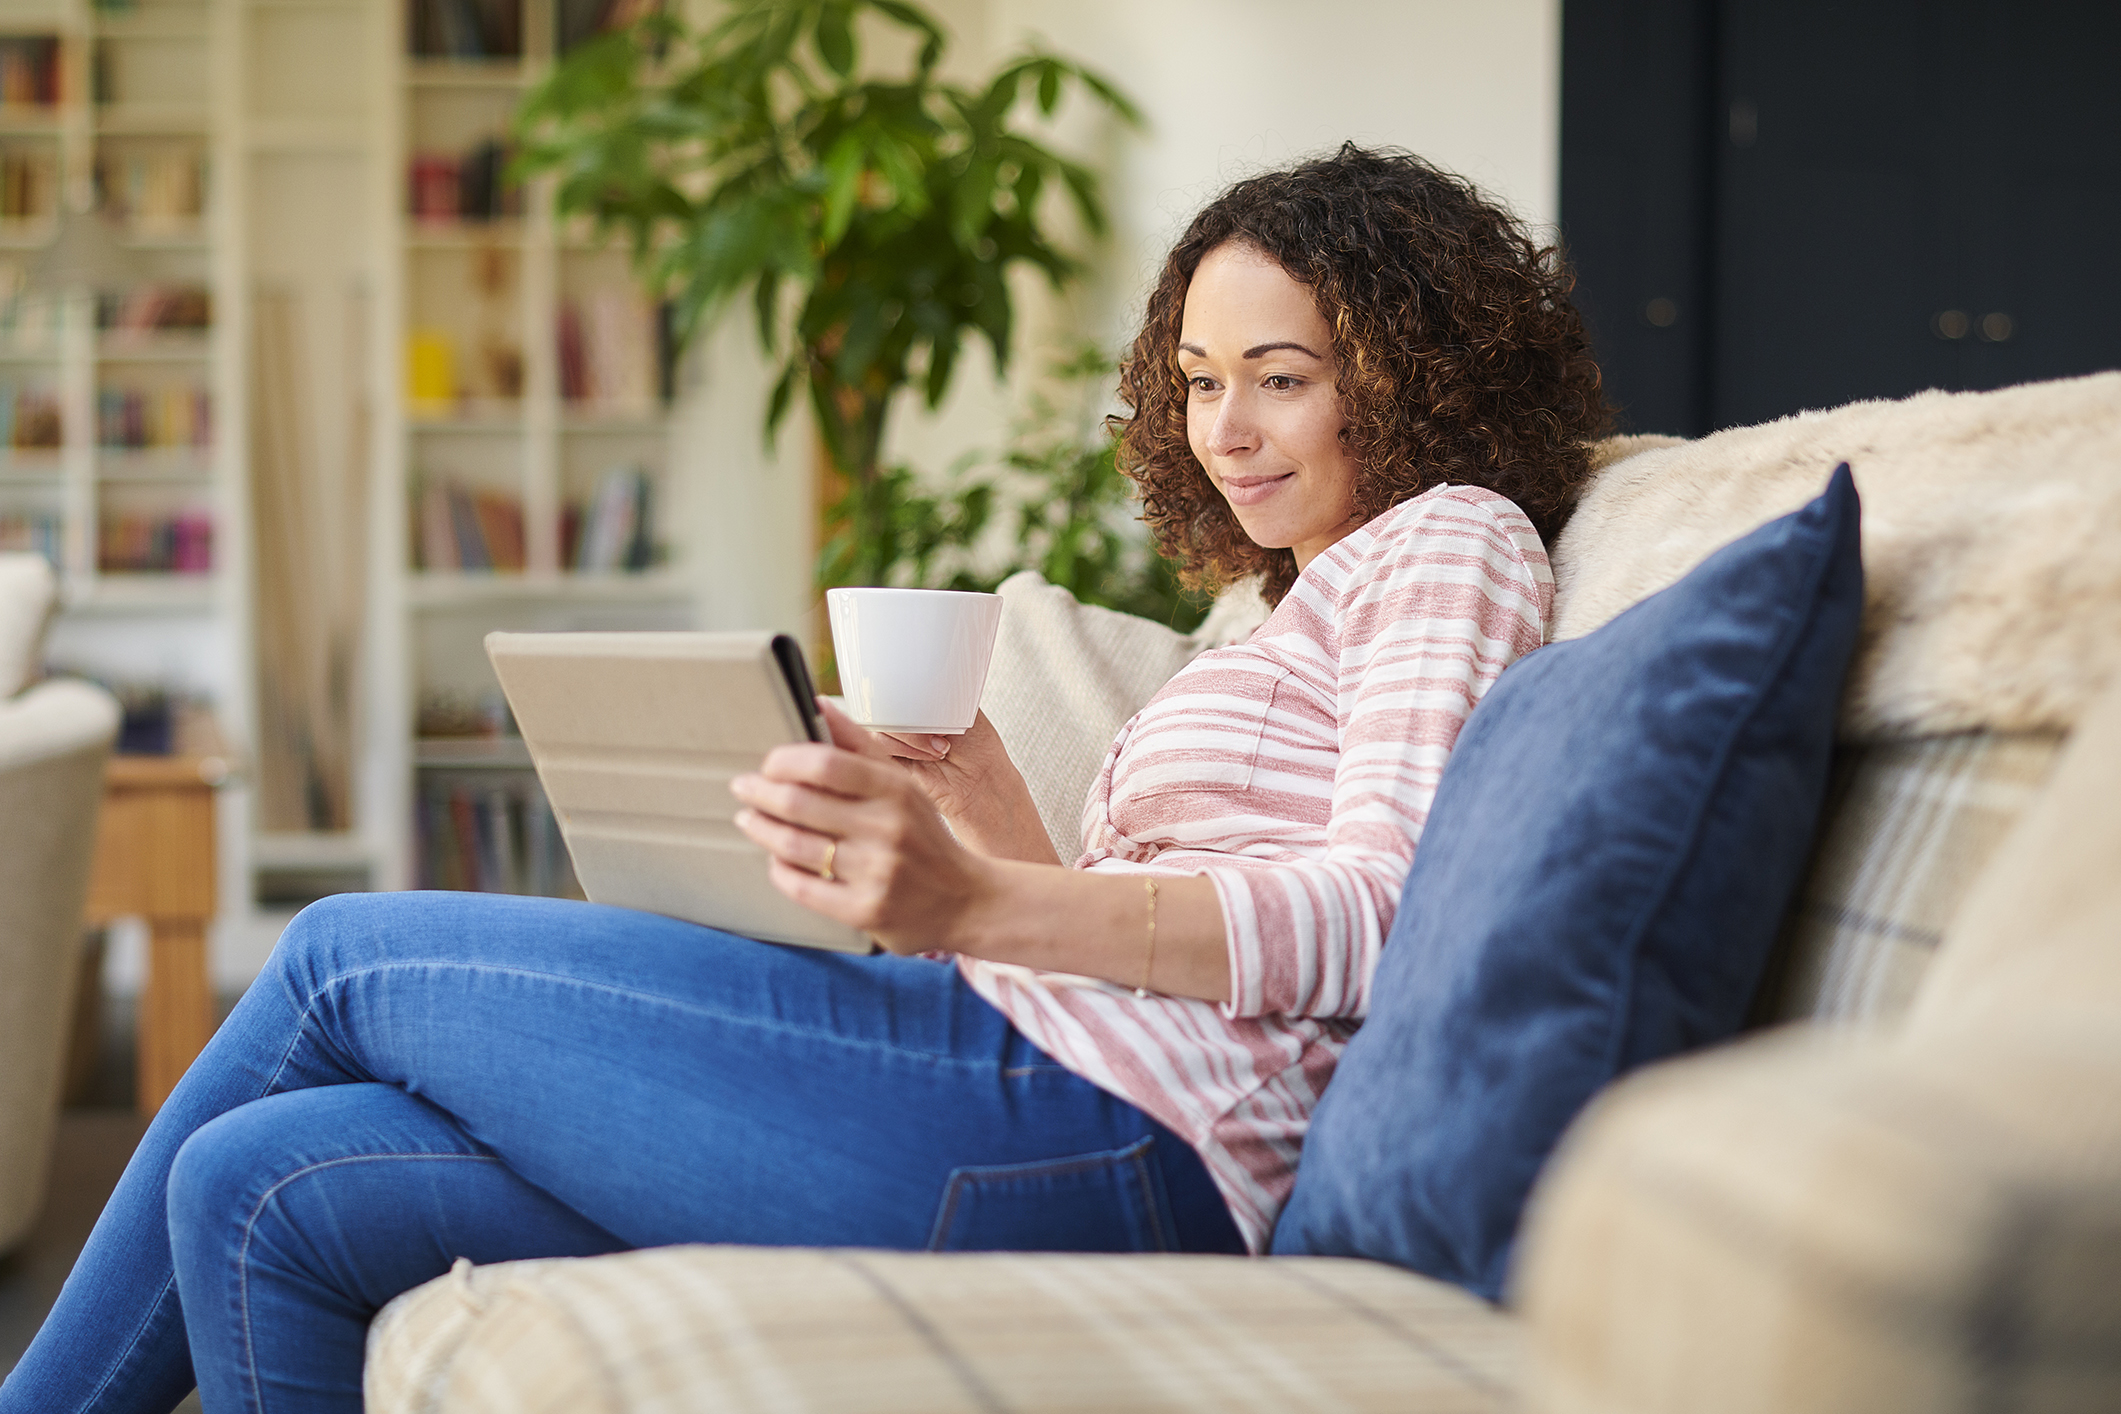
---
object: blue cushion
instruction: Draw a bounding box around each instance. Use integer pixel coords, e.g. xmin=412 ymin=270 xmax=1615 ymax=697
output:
xmin=1270 ymin=463 xmax=1865 ymax=1300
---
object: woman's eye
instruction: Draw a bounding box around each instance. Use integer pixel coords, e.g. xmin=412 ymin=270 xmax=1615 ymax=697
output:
xmin=1264 ymin=374 xmax=1297 ymax=391
xmin=1188 ymin=376 xmax=1217 ymax=394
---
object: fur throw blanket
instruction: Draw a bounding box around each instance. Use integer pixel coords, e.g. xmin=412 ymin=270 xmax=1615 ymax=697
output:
xmin=1551 ymin=372 xmax=2121 ymax=740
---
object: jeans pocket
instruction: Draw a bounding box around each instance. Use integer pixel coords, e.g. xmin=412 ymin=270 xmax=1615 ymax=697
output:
xmin=927 ymin=1135 xmax=1179 ymax=1253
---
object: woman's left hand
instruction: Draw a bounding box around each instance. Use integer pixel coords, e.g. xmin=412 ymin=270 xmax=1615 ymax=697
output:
xmin=730 ymin=740 xmax=996 ymax=956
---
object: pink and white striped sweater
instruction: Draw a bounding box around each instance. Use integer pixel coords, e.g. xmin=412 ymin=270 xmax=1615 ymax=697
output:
xmin=957 ymin=484 xmax=1553 ymax=1252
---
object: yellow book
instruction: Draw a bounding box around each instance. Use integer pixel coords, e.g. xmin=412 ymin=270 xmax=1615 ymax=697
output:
xmin=405 ymin=329 xmax=456 ymax=414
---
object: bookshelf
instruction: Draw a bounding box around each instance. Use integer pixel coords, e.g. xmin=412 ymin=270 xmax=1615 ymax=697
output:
xmin=390 ymin=0 xmax=688 ymax=897
xmin=0 ymin=0 xmax=719 ymax=978
xmin=0 ymin=0 xmax=219 ymax=605
xmin=0 ymin=0 xmax=260 ymax=988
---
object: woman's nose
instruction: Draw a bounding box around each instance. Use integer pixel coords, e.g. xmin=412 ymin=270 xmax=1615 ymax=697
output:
xmin=1206 ymin=390 xmax=1256 ymax=457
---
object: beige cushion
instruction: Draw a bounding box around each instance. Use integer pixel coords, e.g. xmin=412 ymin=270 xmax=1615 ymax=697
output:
xmin=1515 ymin=1025 xmax=2121 ymax=1414
xmin=365 ymin=1246 xmax=1520 ymax=1414
xmin=0 ymin=553 xmax=56 ymax=701
xmin=1758 ymin=731 xmax=2061 ymax=1027
xmin=1906 ymin=674 xmax=2121 ymax=1041
xmin=1551 ymin=372 xmax=2121 ymax=740
xmin=979 ymin=571 xmax=1267 ymax=863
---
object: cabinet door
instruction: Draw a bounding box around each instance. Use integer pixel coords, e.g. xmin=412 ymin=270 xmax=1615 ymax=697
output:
xmin=1711 ymin=0 xmax=2121 ymax=428
xmin=1950 ymin=3 xmax=2121 ymax=394
xmin=1709 ymin=0 xmax=1965 ymax=429
xmin=1564 ymin=0 xmax=2121 ymax=435
xmin=1559 ymin=0 xmax=1717 ymax=437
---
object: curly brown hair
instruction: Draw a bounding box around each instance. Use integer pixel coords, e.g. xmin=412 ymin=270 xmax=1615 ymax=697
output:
xmin=1115 ymin=144 xmax=1610 ymax=604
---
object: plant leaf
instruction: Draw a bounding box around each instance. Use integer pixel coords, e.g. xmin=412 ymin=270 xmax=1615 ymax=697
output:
xmin=815 ymin=4 xmax=856 ymax=76
xmin=765 ymin=357 xmax=803 ymax=437
xmin=820 ymin=130 xmax=865 ymax=248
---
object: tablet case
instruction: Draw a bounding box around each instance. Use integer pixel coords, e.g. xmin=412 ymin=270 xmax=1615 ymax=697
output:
xmin=485 ymin=630 xmax=873 ymax=953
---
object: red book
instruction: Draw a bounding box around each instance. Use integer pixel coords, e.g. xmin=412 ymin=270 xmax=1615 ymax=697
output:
xmin=472 ymin=490 xmax=525 ymax=571
xmin=448 ymin=788 xmax=483 ymax=892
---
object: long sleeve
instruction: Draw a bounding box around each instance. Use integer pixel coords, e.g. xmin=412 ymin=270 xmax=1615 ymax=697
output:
xmin=1186 ymin=490 xmax=1550 ymax=1018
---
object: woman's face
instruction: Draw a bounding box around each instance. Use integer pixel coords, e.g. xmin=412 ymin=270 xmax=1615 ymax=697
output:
xmin=1178 ymin=242 xmax=1363 ymax=570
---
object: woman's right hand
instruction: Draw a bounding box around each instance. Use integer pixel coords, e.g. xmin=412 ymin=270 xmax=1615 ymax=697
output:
xmin=817 ymin=699 xmax=1062 ymax=866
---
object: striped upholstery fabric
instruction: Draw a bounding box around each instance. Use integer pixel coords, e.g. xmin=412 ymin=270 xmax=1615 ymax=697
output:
xmin=1756 ymin=732 xmax=2061 ymax=1027
xmin=365 ymin=1247 xmax=1520 ymax=1414
xmin=1516 ymin=1024 xmax=2121 ymax=1414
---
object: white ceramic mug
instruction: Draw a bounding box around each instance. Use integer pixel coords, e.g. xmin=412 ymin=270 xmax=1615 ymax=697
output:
xmin=826 ymin=587 xmax=1004 ymax=734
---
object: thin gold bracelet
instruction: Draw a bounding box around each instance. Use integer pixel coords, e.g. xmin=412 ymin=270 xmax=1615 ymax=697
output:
xmin=1135 ymin=878 xmax=1158 ymax=998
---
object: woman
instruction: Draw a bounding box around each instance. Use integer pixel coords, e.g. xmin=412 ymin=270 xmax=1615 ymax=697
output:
xmin=2 ymin=144 xmax=1606 ymax=1411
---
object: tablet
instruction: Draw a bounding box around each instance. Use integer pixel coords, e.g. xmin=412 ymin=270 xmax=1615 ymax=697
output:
xmin=485 ymin=630 xmax=872 ymax=953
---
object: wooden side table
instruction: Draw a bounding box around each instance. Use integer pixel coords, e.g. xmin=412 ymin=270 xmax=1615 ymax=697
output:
xmin=85 ymin=749 xmax=230 ymax=1115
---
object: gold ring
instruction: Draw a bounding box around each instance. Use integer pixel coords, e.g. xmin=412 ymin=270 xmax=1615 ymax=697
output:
xmin=819 ymin=838 xmax=837 ymax=882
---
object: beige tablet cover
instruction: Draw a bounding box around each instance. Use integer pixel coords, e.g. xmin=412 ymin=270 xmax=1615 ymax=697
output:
xmin=485 ymin=630 xmax=872 ymax=953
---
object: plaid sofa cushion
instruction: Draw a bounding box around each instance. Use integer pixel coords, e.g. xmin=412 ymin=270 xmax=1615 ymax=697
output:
xmin=1756 ymin=732 xmax=2061 ymax=1027
xmin=365 ymin=1247 xmax=1520 ymax=1414
xmin=1515 ymin=1021 xmax=2121 ymax=1414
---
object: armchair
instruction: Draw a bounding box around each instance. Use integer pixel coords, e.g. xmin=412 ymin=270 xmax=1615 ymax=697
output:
xmin=0 ymin=555 xmax=120 ymax=1252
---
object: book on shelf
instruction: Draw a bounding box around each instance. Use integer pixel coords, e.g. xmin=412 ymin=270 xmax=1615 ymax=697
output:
xmin=407 ymin=139 xmax=518 ymax=223
xmin=98 ymin=283 xmax=213 ymax=334
xmin=0 ymin=149 xmax=55 ymax=223
xmin=0 ymin=38 xmax=60 ymax=110
xmin=97 ymin=386 xmax=211 ymax=450
xmin=416 ymin=478 xmax=526 ymax=572
xmin=1 ymin=388 xmax=62 ymax=448
xmin=556 ymin=292 xmax=660 ymax=413
xmin=417 ymin=777 xmax=579 ymax=897
xmin=98 ymin=509 xmax=213 ymax=573
xmin=95 ymin=149 xmax=207 ymax=236
xmin=562 ymin=463 xmax=653 ymax=572
xmin=0 ymin=510 xmax=60 ymax=563
xmin=404 ymin=328 xmax=456 ymax=410
xmin=408 ymin=0 xmax=524 ymax=60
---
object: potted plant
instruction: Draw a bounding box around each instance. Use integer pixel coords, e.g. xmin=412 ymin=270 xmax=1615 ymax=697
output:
xmin=843 ymin=342 xmax=1209 ymax=630
xmin=514 ymin=0 xmax=1141 ymax=591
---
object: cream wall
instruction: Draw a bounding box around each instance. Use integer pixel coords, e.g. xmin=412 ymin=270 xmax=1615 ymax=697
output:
xmin=996 ymin=0 xmax=1560 ymax=334
xmin=677 ymin=0 xmax=1562 ymax=635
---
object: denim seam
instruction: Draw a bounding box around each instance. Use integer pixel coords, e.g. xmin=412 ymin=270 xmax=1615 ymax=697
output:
xmin=77 ymin=1271 xmax=181 ymax=1414
xmin=1129 ymin=1146 xmax=1173 ymax=1252
xmin=235 ymin=1152 xmax=501 ymax=1412
xmin=293 ymin=960 xmax=1018 ymax=1075
xmin=927 ymin=1136 xmax=1163 ymax=1252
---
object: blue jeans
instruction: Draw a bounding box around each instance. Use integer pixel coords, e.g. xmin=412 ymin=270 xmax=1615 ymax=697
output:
xmin=1 ymin=892 xmax=1241 ymax=1412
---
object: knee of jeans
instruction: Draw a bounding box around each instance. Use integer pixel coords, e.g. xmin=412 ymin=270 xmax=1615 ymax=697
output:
xmin=266 ymin=891 xmax=387 ymax=995
xmin=167 ymin=1106 xmax=265 ymax=1234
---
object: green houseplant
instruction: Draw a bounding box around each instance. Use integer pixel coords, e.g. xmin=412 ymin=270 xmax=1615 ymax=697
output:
xmin=514 ymin=0 xmax=1142 ymax=591
xmin=911 ymin=343 xmax=1208 ymax=630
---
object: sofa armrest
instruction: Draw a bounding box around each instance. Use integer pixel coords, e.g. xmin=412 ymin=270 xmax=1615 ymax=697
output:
xmin=0 ymin=678 xmax=120 ymax=773
xmin=0 ymin=677 xmax=118 ymax=1251
xmin=1513 ymin=1023 xmax=2121 ymax=1414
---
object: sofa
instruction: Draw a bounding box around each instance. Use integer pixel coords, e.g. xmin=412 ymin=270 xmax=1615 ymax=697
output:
xmin=365 ymin=373 xmax=2121 ymax=1413
xmin=0 ymin=554 xmax=121 ymax=1253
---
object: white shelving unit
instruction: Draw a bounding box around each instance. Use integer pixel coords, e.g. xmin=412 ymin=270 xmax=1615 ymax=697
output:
xmin=0 ymin=0 xmax=255 ymax=986
xmin=391 ymin=0 xmax=690 ymax=897
xmin=0 ymin=0 xmax=708 ymax=983
xmin=0 ymin=0 xmax=221 ymax=606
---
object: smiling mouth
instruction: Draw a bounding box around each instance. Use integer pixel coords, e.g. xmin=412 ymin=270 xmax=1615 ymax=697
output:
xmin=1222 ymin=473 xmax=1293 ymax=507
